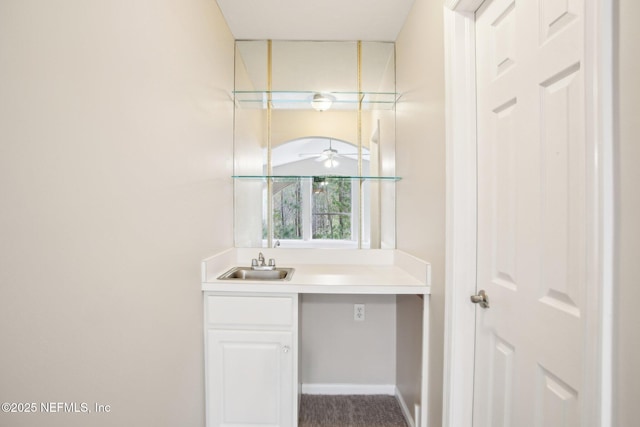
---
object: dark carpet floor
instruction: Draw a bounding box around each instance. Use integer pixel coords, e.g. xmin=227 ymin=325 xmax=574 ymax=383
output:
xmin=299 ymin=394 xmax=409 ymax=427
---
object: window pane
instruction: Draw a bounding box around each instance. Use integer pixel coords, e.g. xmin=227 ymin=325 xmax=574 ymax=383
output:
xmin=312 ymin=179 xmax=352 ymax=240
xmin=272 ymin=181 xmax=302 ymax=239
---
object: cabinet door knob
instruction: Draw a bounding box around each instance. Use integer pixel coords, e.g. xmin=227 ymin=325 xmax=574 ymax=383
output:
xmin=282 ymin=346 xmax=290 ymax=353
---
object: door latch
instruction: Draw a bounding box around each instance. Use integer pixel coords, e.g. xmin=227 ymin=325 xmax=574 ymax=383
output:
xmin=470 ymin=290 xmax=490 ymax=309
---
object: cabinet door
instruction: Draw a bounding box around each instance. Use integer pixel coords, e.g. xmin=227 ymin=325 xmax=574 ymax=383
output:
xmin=207 ymin=329 xmax=293 ymax=427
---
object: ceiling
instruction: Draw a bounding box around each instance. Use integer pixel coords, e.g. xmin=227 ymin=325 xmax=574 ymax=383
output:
xmin=216 ymin=0 xmax=416 ymax=41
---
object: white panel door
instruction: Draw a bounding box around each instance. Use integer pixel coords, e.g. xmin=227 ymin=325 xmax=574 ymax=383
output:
xmin=207 ymin=329 xmax=293 ymax=427
xmin=474 ymin=0 xmax=586 ymax=425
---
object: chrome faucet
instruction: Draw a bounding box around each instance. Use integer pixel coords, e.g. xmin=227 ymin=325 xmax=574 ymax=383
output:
xmin=251 ymin=252 xmax=276 ymax=270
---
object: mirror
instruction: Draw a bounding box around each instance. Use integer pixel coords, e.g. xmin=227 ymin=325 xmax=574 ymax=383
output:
xmin=233 ymin=40 xmax=397 ymax=249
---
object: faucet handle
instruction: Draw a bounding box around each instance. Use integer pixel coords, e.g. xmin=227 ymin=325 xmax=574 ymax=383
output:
xmin=251 ymin=258 xmax=258 ymax=267
xmin=269 ymin=259 xmax=276 ymax=267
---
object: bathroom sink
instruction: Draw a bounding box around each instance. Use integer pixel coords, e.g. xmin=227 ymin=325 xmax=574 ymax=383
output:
xmin=217 ymin=267 xmax=295 ymax=281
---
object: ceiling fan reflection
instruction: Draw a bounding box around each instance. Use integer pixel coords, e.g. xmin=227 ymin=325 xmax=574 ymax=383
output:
xmin=298 ymin=139 xmax=367 ymax=168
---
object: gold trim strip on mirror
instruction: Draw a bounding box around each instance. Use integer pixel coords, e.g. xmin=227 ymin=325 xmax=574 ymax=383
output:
xmin=357 ymin=40 xmax=363 ymax=249
xmin=267 ymin=39 xmax=273 ymax=249
xmin=357 ymin=40 xmax=362 ymax=178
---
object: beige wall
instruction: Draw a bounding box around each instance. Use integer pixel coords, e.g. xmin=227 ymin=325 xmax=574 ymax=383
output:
xmin=615 ymin=0 xmax=640 ymax=424
xmin=300 ymin=294 xmax=396 ymax=385
xmin=395 ymin=0 xmax=446 ymax=425
xmin=0 ymin=1 xmax=234 ymax=426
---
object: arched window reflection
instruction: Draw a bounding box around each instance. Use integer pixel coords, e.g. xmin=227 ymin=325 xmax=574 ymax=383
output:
xmin=264 ymin=137 xmax=370 ymax=248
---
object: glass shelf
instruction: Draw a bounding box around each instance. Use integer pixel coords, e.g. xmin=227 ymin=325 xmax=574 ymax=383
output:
xmin=232 ymin=175 xmax=402 ymax=181
xmin=233 ymin=90 xmax=399 ymax=111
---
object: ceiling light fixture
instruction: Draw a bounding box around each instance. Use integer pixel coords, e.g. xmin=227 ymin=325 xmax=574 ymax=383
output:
xmin=324 ymin=157 xmax=339 ymax=168
xmin=311 ymin=93 xmax=334 ymax=112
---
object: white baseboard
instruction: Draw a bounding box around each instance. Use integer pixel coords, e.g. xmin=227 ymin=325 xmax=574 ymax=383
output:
xmin=301 ymin=383 xmax=396 ymax=395
xmin=395 ymin=386 xmax=416 ymax=427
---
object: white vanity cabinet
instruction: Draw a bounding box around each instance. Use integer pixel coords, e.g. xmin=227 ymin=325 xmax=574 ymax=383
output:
xmin=204 ymin=292 xmax=298 ymax=427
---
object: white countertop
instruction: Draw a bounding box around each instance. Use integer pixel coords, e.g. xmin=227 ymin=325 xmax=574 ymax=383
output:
xmin=201 ymin=249 xmax=431 ymax=295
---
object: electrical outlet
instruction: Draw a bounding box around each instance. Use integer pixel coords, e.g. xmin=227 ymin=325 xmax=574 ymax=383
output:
xmin=354 ymin=304 xmax=365 ymax=321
